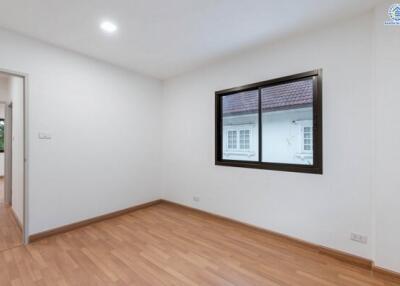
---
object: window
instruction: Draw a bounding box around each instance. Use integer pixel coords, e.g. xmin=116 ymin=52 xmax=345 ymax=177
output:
xmin=0 ymin=119 xmax=4 ymax=153
xmin=221 ymin=90 xmax=259 ymax=161
xmin=240 ymin=129 xmax=250 ymax=150
xmin=215 ymin=70 xmax=322 ymax=174
xmin=301 ymin=121 xmax=313 ymax=153
xmin=223 ymin=125 xmax=256 ymax=159
xmin=227 ymin=130 xmax=237 ymax=149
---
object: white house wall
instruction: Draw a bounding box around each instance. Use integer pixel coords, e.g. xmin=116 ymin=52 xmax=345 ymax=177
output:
xmin=222 ymin=107 xmax=312 ymax=164
xmin=262 ymin=107 xmax=312 ymax=165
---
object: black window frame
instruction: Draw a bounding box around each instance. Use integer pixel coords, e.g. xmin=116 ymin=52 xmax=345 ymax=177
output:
xmin=215 ymin=69 xmax=323 ymax=174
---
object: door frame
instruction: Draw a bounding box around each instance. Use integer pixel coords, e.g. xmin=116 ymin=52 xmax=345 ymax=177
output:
xmin=0 ymin=68 xmax=29 ymax=245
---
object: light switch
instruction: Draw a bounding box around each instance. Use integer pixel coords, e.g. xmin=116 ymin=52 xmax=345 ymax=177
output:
xmin=38 ymin=132 xmax=52 ymax=139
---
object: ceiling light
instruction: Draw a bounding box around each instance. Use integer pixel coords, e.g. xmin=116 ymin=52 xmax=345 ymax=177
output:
xmin=100 ymin=21 xmax=118 ymax=33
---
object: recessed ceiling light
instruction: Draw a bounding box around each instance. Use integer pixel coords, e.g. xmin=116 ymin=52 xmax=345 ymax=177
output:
xmin=100 ymin=21 xmax=118 ymax=33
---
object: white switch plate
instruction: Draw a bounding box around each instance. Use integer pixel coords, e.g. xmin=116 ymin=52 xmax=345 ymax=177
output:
xmin=38 ymin=132 xmax=52 ymax=139
xmin=351 ymin=233 xmax=368 ymax=244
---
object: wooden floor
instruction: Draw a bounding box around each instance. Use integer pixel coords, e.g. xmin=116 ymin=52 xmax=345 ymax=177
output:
xmin=0 ymin=178 xmax=3 ymax=204
xmin=0 ymin=202 xmax=398 ymax=286
xmin=0 ymin=178 xmax=22 ymax=252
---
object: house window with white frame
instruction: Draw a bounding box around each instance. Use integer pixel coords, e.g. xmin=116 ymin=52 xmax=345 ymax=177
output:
xmin=227 ymin=130 xmax=237 ymax=149
xmin=223 ymin=123 xmax=257 ymax=161
xmin=225 ymin=126 xmax=253 ymax=153
xmin=300 ymin=121 xmax=313 ymax=153
xmin=239 ymin=129 xmax=250 ymax=150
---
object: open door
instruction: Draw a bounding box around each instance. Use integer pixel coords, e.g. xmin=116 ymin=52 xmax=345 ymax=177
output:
xmin=4 ymin=102 xmax=12 ymax=205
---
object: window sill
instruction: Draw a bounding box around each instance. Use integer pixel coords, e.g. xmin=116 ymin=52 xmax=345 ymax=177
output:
xmin=223 ymin=151 xmax=256 ymax=158
xmin=215 ymin=159 xmax=322 ymax=174
xmin=296 ymin=153 xmax=313 ymax=159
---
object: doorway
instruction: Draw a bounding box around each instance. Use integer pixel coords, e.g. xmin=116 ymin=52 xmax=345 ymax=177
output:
xmin=0 ymin=71 xmax=26 ymax=250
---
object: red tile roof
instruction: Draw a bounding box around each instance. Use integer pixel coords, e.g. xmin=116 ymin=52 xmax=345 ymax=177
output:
xmin=222 ymin=79 xmax=313 ymax=115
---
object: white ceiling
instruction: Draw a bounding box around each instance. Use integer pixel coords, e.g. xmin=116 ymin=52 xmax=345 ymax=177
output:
xmin=0 ymin=0 xmax=382 ymax=79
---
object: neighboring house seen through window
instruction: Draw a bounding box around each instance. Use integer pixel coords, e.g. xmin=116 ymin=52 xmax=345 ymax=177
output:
xmin=224 ymin=125 xmax=256 ymax=159
xmin=215 ymin=70 xmax=322 ymax=174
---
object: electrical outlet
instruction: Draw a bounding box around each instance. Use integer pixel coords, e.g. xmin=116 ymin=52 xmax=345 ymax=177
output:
xmin=193 ymin=196 xmax=200 ymax=202
xmin=38 ymin=132 xmax=52 ymax=139
xmin=351 ymin=233 xmax=368 ymax=244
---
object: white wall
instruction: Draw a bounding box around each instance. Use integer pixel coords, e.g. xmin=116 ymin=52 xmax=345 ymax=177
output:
xmin=0 ymin=76 xmax=10 ymax=101
xmin=0 ymin=79 xmax=9 ymax=178
xmin=0 ymin=28 xmax=163 ymax=235
xmin=0 ymin=156 xmax=4 ymax=178
xmin=10 ymin=77 xmax=24 ymax=222
xmin=0 ymin=104 xmax=5 ymax=118
xmin=373 ymin=1 xmax=400 ymax=273
xmin=162 ymin=13 xmax=374 ymax=261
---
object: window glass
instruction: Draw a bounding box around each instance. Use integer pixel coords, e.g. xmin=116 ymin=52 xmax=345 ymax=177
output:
xmin=261 ymin=79 xmax=313 ymax=165
xmin=215 ymin=70 xmax=322 ymax=174
xmin=222 ymin=90 xmax=259 ymax=161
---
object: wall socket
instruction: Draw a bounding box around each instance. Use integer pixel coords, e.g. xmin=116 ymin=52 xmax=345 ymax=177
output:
xmin=193 ymin=196 xmax=200 ymax=202
xmin=38 ymin=132 xmax=52 ymax=139
xmin=351 ymin=233 xmax=368 ymax=244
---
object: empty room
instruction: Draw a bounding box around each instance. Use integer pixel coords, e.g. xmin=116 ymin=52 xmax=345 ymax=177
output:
xmin=0 ymin=0 xmax=399 ymax=285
